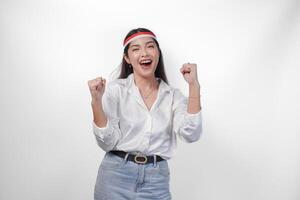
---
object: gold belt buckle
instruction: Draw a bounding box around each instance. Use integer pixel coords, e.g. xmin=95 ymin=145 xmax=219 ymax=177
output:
xmin=134 ymin=153 xmax=148 ymax=164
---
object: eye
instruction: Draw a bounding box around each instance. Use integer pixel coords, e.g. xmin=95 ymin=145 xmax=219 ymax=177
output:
xmin=148 ymin=45 xmax=154 ymax=48
xmin=132 ymin=48 xmax=139 ymax=51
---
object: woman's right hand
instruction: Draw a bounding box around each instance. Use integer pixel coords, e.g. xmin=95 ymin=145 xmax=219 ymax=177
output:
xmin=87 ymin=76 xmax=106 ymax=103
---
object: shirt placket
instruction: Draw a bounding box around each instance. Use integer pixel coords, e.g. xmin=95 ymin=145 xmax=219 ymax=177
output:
xmin=139 ymin=112 xmax=152 ymax=153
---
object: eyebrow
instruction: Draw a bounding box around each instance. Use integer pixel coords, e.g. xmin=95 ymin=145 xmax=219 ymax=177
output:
xmin=130 ymin=41 xmax=155 ymax=48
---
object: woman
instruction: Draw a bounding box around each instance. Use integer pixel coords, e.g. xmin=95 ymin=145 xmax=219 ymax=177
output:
xmin=87 ymin=28 xmax=202 ymax=200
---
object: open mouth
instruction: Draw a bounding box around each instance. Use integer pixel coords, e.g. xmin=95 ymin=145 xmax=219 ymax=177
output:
xmin=139 ymin=59 xmax=152 ymax=67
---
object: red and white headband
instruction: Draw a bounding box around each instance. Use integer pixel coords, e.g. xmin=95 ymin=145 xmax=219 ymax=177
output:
xmin=123 ymin=31 xmax=157 ymax=48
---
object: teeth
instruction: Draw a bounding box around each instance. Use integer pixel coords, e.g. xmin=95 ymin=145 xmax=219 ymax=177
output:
xmin=140 ymin=60 xmax=152 ymax=64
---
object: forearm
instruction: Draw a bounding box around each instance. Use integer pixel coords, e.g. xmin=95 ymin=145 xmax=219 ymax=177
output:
xmin=187 ymin=82 xmax=201 ymax=114
xmin=91 ymin=100 xmax=108 ymax=128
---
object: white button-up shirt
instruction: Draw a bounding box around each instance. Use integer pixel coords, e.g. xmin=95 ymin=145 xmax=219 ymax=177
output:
xmin=92 ymin=73 xmax=202 ymax=160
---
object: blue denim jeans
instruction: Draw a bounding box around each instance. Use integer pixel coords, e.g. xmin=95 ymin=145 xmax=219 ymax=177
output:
xmin=94 ymin=151 xmax=172 ymax=200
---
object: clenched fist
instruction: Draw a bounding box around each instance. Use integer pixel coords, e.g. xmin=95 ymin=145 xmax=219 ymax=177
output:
xmin=87 ymin=77 xmax=106 ymax=102
xmin=180 ymin=63 xmax=200 ymax=86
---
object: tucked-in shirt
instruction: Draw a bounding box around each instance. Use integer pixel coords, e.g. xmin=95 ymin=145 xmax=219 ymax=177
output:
xmin=92 ymin=73 xmax=202 ymax=160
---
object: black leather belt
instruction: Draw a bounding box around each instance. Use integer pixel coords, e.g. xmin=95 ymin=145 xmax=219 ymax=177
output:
xmin=110 ymin=150 xmax=165 ymax=164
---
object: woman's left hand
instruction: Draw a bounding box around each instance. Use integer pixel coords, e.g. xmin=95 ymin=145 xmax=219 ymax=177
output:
xmin=180 ymin=63 xmax=200 ymax=86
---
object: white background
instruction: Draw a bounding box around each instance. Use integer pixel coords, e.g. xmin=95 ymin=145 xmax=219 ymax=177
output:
xmin=1 ymin=0 xmax=299 ymax=199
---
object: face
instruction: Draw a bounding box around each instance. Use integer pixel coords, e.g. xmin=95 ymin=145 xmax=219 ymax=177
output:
xmin=124 ymin=37 xmax=160 ymax=78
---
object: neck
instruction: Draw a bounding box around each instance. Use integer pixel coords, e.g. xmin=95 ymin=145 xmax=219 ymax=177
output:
xmin=133 ymin=74 xmax=158 ymax=90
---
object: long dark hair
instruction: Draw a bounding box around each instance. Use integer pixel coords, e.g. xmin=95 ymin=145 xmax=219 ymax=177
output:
xmin=117 ymin=28 xmax=169 ymax=84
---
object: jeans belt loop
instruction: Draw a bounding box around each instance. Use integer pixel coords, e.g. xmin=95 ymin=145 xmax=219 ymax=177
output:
xmin=124 ymin=152 xmax=129 ymax=163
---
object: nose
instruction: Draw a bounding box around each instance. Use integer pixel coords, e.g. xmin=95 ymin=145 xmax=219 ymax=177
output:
xmin=140 ymin=47 xmax=149 ymax=57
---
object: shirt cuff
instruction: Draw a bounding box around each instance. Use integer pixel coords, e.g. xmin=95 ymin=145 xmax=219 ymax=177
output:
xmin=183 ymin=110 xmax=202 ymax=125
xmin=92 ymin=120 xmax=111 ymax=143
xmin=93 ymin=120 xmax=109 ymax=131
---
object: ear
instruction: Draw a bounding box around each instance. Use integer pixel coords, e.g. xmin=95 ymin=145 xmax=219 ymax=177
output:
xmin=124 ymin=54 xmax=131 ymax=64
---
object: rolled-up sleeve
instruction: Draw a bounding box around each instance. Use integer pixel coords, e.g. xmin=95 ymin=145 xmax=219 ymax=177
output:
xmin=172 ymin=88 xmax=203 ymax=143
xmin=92 ymin=83 xmax=121 ymax=152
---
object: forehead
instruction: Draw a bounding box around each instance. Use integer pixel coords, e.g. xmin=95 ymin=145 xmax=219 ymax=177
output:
xmin=129 ymin=37 xmax=155 ymax=47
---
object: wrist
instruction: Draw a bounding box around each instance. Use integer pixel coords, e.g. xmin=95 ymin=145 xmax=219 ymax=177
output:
xmin=189 ymin=83 xmax=200 ymax=98
xmin=188 ymin=81 xmax=200 ymax=88
xmin=91 ymin=98 xmax=102 ymax=106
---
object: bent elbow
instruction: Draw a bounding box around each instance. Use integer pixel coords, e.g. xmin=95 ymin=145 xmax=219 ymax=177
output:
xmin=94 ymin=135 xmax=116 ymax=152
xmin=179 ymin=125 xmax=202 ymax=143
